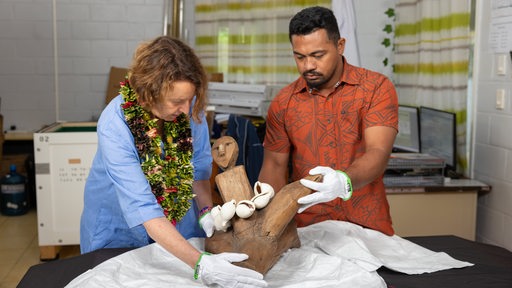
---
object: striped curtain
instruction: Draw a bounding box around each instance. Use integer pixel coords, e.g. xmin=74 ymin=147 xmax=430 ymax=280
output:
xmin=394 ymin=0 xmax=471 ymax=172
xmin=194 ymin=0 xmax=331 ymax=85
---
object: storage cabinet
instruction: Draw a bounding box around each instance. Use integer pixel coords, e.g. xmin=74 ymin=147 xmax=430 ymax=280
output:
xmin=34 ymin=122 xmax=97 ymax=258
xmin=386 ymin=179 xmax=490 ymax=241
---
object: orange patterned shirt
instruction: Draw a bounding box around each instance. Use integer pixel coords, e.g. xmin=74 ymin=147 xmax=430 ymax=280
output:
xmin=264 ymin=59 xmax=398 ymax=235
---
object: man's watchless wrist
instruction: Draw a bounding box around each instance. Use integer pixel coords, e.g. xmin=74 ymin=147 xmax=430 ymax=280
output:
xmin=336 ymin=170 xmax=353 ymax=201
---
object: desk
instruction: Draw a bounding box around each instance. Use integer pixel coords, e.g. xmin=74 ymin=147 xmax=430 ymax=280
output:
xmin=386 ymin=179 xmax=490 ymax=241
xmin=4 ymin=131 xmax=34 ymax=141
xmin=2 ymin=131 xmax=34 ymax=156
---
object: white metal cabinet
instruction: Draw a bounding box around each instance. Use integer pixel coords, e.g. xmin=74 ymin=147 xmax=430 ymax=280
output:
xmin=34 ymin=122 xmax=97 ymax=247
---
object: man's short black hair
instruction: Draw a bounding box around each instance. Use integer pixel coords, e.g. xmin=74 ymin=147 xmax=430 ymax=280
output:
xmin=289 ymin=6 xmax=341 ymax=44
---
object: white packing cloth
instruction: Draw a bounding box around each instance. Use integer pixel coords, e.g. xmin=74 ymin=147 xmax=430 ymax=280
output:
xmin=66 ymin=221 xmax=473 ymax=288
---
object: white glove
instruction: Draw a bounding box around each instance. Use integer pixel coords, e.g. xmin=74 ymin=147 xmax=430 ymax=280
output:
xmin=194 ymin=252 xmax=268 ymax=288
xmin=198 ymin=212 xmax=215 ymax=237
xmin=298 ymin=166 xmax=353 ymax=213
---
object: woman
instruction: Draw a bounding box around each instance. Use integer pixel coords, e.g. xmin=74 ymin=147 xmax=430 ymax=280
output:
xmin=80 ymin=36 xmax=266 ymax=287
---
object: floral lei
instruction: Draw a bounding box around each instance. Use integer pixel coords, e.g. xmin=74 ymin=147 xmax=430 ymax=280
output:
xmin=119 ymin=78 xmax=194 ymax=225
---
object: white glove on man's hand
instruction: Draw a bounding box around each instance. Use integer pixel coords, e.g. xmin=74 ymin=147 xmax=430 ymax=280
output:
xmin=194 ymin=252 xmax=268 ymax=288
xmin=298 ymin=166 xmax=353 ymax=213
xmin=198 ymin=212 xmax=215 ymax=237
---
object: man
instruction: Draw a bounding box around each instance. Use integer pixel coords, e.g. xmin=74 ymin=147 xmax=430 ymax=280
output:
xmin=259 ymin=6 xmax=398 ymax=236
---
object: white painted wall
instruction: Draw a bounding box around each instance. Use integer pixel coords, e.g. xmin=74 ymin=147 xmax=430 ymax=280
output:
xmin=354 ymin=0 xmax=396 ymax=78
xmin=0 ymin=0 xmax=394 ymax=132
xmin=0 ymin=0 xmax=165 ymax=132
xmin=472 ymin=0 xmax=512 ymax=251
xmin=0 ymin=0 xmax=55 ymax=132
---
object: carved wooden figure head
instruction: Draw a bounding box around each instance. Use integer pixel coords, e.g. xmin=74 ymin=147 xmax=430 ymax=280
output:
xmin=211 ymin=136 xmax=239 ymax=170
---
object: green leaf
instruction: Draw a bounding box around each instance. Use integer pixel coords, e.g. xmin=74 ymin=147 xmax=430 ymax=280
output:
xmin=385 ymin=8 xmax=395 ymax=18
xmin=383 ymin=58 xmax=389 ymax=66
xmin=383 ymin=24 xmax=393 ymax=34
xmin=381 ymin=38 xmax=391 ymax=47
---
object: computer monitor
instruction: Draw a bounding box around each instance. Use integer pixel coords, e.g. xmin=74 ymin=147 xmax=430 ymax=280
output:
xmin=393 ymin=105 xmax=421 ymax=153
xmin=419 ymin=106 xmax=457 ymax=171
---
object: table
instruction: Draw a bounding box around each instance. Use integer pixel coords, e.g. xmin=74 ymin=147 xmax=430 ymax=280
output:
xmin=18 ymin=235 xmax=512 ymax=288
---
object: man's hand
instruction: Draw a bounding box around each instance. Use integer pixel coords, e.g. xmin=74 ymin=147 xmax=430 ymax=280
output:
xmin=298 ymin=166 xmax=353 ymax=213
xmin=198 ymin=212 xmax=215 ymax=237
xmin=195 ymin=252 xmax=268 ymax=287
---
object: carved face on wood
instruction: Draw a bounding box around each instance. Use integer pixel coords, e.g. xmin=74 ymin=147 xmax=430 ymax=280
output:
xmin=211 ymin=136 xmax=239 ymax=170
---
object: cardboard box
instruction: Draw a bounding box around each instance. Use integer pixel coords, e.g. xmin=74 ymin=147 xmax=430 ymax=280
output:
xmin=106 ymin=66 xmax=129 ymax=105
xmin=1 ymin=154 xmax=29 ymax=177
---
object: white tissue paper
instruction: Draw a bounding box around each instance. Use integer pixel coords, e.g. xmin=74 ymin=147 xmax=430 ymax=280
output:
xmin=66 ymin=221 xmax=473 ymax=288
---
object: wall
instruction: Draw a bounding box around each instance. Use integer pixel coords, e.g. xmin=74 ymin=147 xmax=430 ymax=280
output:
xmin=354 ymin=0 xmax=396 ymax=78
xmin=0 ymin=0 xmax=55 ymax=132
xmin=0 ymin=0 xmax=165 ymax=132
xmin=0 ymin=0 xmax=394 ymax=132
xmin=473 ymin=0 xmax=512 ymax=251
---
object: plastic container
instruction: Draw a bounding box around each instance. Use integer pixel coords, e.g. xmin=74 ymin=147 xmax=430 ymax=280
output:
xmin=1 ymin=164 xmax=28 ymax=216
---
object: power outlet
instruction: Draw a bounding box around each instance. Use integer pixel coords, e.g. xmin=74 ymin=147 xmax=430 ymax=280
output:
xmin=497 ymin=54 xmax=507 ymax=75
xmin=496 ymin=89 xmax=506 ymax=110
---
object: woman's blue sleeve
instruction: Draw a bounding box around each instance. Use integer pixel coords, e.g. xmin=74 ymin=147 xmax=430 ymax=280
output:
xmin=191 ymin=113 xmax=213 ymax=181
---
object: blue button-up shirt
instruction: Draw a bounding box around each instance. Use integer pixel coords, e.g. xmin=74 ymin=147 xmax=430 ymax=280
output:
xmin=80 ymin=95 xmax=212 ymax=253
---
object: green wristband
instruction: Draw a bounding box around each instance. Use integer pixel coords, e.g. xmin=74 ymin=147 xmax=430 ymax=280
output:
xmin=193 ymin=252 xmax=211 ymax=280
xmin=197 ymin=211 xmax=211 ymax=228
xmin=336 ymin=170 xmax=353 ymax=201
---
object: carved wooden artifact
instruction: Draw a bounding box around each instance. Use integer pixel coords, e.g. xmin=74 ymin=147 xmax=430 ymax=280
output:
xmin=206 ymin=136 xmax=321 ymax=275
